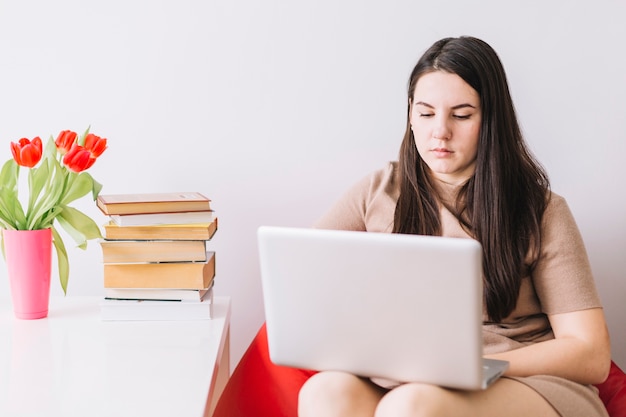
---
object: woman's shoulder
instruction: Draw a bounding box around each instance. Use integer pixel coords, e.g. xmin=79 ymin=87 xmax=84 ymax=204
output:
xmin=362 ymin=161 xmax=400 ymax=190
xmin=338 ymin=161 xmax=400 ymax=207
xmin=544 ymin=191 xmax=571 ymax=217
xmin=541 ymin=191 xmax=585 ymax=243
xmin=312 ymin=162 xmax=399 ymax=232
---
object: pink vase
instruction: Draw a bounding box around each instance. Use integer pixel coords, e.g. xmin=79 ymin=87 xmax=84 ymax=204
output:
xmin=3 ymin=228 xmax=53 ymax=319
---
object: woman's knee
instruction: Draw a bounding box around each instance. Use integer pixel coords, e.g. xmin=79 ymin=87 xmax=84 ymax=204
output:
xmin=298 ymin=371 xmax=383 ymax=417
xmin=299 ymin=371 xmax=360 ymax=404
xmin=375 ymin=383 xmax=456 ymax=417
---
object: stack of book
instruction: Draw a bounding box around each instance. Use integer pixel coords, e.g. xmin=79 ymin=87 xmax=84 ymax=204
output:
xmin=96 ymin=192 xmax=218 ymax=321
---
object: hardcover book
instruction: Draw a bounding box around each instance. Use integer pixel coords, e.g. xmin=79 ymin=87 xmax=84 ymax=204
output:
xmin=100 ymin=239 xmax=208 ymax=263
xmin=103 ymin=218 xmax=217 ymax=241
xmin=103 ymin=252 xmax=216 ymax=289
xmin=104 ymin=281 xmax=214 ymax=302
xmin=97 ymin=192 xmax=212 ymax=215
xmin=100 ymin=287 xmax=214 ymax=321
xmin=109 ymin=210 xmax=216 ymax=227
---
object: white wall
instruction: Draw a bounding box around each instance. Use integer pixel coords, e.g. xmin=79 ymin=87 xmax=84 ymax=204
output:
xmin=1 ymin=0 xmax=625 ymax=370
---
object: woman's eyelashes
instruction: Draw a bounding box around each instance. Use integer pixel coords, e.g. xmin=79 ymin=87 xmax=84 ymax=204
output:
xmin=417 ymin=113 xmax=473 ymax=119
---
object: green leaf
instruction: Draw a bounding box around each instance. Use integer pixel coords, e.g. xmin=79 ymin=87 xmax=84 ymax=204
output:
xmin=0 ymin=229 xmax=5 ymax=260
xmin=0 ymin=187 xmax=26 ymax=229
xmin=36 ymin=206 xmax=62 ymax=230
xmin=77 ymin=126 xmax=91 ymax=146
xmin=61 ymin=172 xmax=93 ymax=205
xmin=43 ymin=135 xmax=59 ymax=160
xmin=27 ymin=161 xmax=50 ymax=211
xmin=89 ymin=174 xmax=103 ymax=199
xmin=0 ymin=159 xmax=19 ymax=190
xmin=27 ymin=159 xmax=65 ymax=230
xmin=0 ymin=161 xmax=23 ymax=228
xmin=56 ymin=206 xmax=102 ymax=249
xmin=0 ymin=188 xmax=18 ymax=229
xmin=51 ymin=226 xmax=69 ymax=295
xmin=29 ymin=162 xmax=49 ymax=201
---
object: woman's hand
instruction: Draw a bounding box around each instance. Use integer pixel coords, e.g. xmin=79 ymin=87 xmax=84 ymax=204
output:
xmin=486 ymin=307 xmax=611 ymax=385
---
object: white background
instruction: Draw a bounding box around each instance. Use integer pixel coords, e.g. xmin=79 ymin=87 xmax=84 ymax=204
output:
xmin=1 ymin=1 xmax=625 ymax=370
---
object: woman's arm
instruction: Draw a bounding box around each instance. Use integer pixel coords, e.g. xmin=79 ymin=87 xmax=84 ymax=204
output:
xmin=486 ymin=307 xmax=611 ymax=385
xmin=487 ymin=194 xmax=612 ymax=385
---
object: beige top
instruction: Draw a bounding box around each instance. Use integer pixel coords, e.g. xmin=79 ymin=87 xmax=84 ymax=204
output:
xmin=313 ymin=161 xmax=602 ymax=353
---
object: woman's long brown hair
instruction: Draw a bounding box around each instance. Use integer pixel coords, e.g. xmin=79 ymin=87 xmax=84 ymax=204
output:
xmin=394 ymin=37 xmax=550 ymax=322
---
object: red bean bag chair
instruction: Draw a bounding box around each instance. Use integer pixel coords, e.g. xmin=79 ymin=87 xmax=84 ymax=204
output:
xmin=213 ymin=323 xmax=626 ymax=417
xmin=596 ymin=360 xmax=626 ymax=417
xmin=213 ymin=323 xmax=317 ymax=417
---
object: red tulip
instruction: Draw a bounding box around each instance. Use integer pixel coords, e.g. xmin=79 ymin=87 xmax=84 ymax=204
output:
xmin=55 ymin=130 xmax=78 ymax=154
xmin=11 ymin=137 xmax=43 ymax=168
xmin=83 ymin=133 xmax=107 ymax=157
xmin=63 ymin=144 xmax=96 ymax=172
xmin=62 ymin=132 xmax=107 ymax=172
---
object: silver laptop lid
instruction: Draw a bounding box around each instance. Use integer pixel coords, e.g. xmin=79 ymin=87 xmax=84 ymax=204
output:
xmin=258 ymin=226 xmax=492 ymax=390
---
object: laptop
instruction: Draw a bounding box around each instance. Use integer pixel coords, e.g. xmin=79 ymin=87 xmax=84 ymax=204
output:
xmin=257 ymin=226 xmax=509 ymax=390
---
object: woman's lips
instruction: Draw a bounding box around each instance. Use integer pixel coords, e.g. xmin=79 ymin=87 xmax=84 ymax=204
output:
xmin=432 ymin=148 xmax=453 ymax=158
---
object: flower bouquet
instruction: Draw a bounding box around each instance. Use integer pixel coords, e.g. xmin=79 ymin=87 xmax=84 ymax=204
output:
xmin=0 ymin=127 xmax=107 ymax=294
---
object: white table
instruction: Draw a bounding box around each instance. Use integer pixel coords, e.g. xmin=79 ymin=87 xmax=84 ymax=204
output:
xmin=0 ymin=296 xmax=231 ymax=417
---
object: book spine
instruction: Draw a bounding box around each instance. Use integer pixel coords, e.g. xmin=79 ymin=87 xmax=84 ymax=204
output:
xmin=100 ymin=240 xmax=208 ymax=263
xmin=102 ymin=218 xmax=218 ymax=241
xmin=103 ymin=252 xmax=215 ymax=289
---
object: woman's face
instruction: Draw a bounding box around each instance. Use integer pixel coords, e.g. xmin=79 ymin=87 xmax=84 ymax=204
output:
xmin=410 ymin=71 xmax=481 ymax=185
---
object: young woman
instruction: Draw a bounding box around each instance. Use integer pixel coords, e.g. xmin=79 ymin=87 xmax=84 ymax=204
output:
xmin=298 ymin=36 xmax=611 ymax=417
